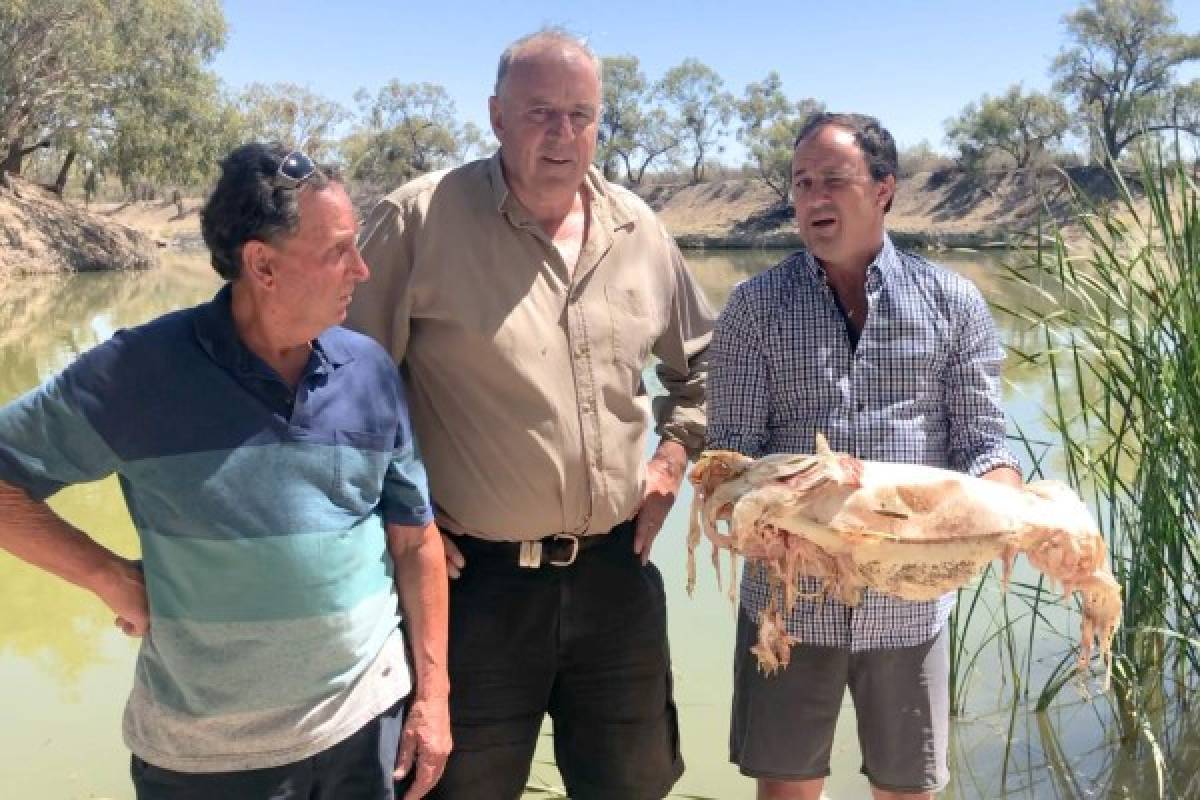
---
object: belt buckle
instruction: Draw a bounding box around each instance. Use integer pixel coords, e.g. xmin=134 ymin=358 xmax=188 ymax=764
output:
xmin=547 ymin=534 xmax=580 ymax=567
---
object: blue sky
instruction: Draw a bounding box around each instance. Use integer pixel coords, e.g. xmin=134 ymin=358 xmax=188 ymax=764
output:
xmin=211 ymin=0 xmax=1200 ymax=155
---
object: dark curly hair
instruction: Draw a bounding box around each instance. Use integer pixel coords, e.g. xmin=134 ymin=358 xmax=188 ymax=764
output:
xmin=200 ymin=142 xmax=339 ymax=280
xmin=794 ymin=112 xmax=897 ymax=212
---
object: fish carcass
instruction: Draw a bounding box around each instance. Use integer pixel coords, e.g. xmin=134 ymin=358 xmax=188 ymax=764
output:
xmin=686 ymin=435 xmax=1121 ymax=685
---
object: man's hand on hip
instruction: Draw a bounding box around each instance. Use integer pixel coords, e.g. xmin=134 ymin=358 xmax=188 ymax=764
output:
xmin=93 ymin=557 xmax=149 ymax=636
xmin=634 ymin=439 xmax=688 ymax=565
xmin=395 ymin=694 xmax=452 ymax=799
xmin=439 ymin=533 xmax=465 ymax=579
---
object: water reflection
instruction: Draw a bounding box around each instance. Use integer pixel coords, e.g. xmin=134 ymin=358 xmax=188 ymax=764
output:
xmin=0 ymin=249 xmax=1191 ymax=799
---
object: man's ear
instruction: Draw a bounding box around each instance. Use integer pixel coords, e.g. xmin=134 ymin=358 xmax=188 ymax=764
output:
xmin=488 ymin=95 xmax=504 ymax=140
xmin=877 ymin=174 xmax=896 ymax=211
xmin=241 ymin=240 xmax=275 ymax=290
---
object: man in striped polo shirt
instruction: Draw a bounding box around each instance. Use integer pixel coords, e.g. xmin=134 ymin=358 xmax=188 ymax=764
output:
xmin=0 ymin=143 xmax=450 ymax=799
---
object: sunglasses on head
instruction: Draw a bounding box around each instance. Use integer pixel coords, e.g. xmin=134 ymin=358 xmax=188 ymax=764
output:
xmin=274 ymin=150 xmax=317 ymax=189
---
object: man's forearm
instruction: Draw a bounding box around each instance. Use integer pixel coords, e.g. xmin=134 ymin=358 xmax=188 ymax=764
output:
xmin=0 ymin=480 xmax=128 ymax=598
xmin=388 ymin=521 xmax=450 ymax=699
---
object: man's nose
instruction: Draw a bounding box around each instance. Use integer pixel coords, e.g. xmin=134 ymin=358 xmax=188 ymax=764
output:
xmin=547 ymin=111 xmax=574 ymax=138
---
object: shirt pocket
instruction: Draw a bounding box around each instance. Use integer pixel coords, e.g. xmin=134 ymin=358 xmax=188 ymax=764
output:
xmin=332 ymin=429 xmax=395 ymax=514
xmin=605 ymin=285 xmax=660 ymax=370
xmin=883 ymin=337 xmax=947 ymax=407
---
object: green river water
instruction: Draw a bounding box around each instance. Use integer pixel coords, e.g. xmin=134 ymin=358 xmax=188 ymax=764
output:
xmin=0 ymin=248 xmax=1194 ymax=799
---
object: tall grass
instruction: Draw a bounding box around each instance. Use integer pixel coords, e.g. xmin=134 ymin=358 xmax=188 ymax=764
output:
xmin=945 ymin=147 xmax=1199 ymax=797
xmin=993 ymin=147 xmax=1200 ymax=728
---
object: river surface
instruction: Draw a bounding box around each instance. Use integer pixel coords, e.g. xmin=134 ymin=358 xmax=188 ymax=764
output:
xmin=0 ymin=248 xmax=1194 ymax=799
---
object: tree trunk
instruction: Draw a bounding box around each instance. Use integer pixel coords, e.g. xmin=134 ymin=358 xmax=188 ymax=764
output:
xmin=53 ymin=149 xmax=77 ymax=196
xmin=3 ymin=136 xmax=25 ymax=176
xmin=619 ymin=152 xmax=635 ymax=185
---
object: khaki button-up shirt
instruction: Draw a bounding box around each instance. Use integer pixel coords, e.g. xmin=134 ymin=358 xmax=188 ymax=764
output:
xmin=348 ymin=155 xmax=714 ymax=541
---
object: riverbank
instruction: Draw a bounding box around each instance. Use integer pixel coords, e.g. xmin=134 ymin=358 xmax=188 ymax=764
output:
xmin=0 ymin=176 xmax=159 ymax=278
xmin=1 ymin=163 xmax=1135 ymax=280
xmin=639 ymin=165 xmax=1127 ymax=250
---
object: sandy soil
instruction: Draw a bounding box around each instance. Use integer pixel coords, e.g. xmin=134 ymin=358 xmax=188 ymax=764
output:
xmin=92 ymin=197 xmax=206 ymax=246
xmin=0 ymin=177 xmax=159 ymax=278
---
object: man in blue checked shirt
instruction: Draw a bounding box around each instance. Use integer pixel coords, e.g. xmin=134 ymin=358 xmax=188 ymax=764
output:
xmin=709 ymin=113 xmax=1022 ymax=800
xmin=0 ymin=143 xmax=450 ymax=799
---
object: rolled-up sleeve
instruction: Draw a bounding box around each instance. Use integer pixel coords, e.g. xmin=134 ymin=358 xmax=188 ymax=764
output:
xmin=706 ymin=283 xmax=770 ymax=458
xmin=0 ymin=378 xmax=120 ymax=500
xmin=652 ymin=237 xmax=715 ymax=458
xmin=944 ymin=285 xmax=1019 ymax=477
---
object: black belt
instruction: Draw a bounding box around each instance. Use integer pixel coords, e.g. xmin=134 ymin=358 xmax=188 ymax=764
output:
xmin=450 ymin=518 xmax=635 ymax=569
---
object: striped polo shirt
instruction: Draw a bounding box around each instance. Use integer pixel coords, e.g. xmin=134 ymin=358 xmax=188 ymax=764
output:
xmin=0 ymin=284 xmax=434 ymax=772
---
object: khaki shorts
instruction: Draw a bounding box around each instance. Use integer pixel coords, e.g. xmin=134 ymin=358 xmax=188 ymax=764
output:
xmin=729 ymin=612 xmax=950 ymax=793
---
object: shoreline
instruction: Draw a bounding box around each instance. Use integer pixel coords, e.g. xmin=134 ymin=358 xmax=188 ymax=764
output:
xmin=672 ymin=230 xmax=1045 ymax=251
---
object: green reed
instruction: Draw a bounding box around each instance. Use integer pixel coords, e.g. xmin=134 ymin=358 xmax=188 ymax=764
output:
xmin=995 ymin=147 xmax=1200 ymax=722
xmin=944 ymin=149 xmax=1199 ymax=797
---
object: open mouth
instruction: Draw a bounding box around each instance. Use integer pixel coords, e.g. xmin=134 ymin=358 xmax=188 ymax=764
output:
xmin=542 ymin=156 xmax=572 ymax=166
xmin=810 ymin=216 xmax=837 ymax=230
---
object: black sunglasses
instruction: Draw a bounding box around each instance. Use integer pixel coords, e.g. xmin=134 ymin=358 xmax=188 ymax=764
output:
xmin=274 ymin=150 xmax=317 ymax=189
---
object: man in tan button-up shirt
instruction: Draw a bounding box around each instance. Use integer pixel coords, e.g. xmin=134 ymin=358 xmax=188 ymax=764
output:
xmin=348 ymin=27 xmax=713 ymax=800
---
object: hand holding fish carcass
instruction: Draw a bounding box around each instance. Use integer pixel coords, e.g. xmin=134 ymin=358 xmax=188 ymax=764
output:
xmin=686 ymin=435 xmax=1121 ymax=686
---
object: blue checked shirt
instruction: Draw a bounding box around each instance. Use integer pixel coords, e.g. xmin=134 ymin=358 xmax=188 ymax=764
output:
xmin=707 ymin=235 xmax=1018 ymax=651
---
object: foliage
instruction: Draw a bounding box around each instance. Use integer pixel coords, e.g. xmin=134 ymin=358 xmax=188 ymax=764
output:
xmin=596 ymin=55 xmax=643 ymax=181
xmin=1012 ymin=145 xmax=1199 ymax=698
xmin=946 ymin=84 xmax=1070 ymax=170
xmin=896 ymin=140 xmax=954 ymax=178
xmin=1052 ymin=0 xmax=1200 ymax=162
xmin=736 ymin=72 xmax=823 ymax=201
xmin=344 ymin=81 xmax=473 ymax=189
xmin=945 ymin=148 xmax=1199 ymax=793
xmin=237 ymin=82 xmax=348 ymax=162
xmin=659 ymin=58 xmax=734 ymax=184
xmin=0 ymin=0 xmax=228 ymax=191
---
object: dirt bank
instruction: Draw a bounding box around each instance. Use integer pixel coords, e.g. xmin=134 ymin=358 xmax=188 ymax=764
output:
xmin=640 ymin=166 xmax=1127 ymax=250
xmin=85 ymin=165 xmax=1135 ymax=257
xmin=0 ymin=176 xmax=160 ymax=278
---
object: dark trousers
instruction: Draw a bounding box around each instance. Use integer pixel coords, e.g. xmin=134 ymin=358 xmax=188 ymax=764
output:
xmin=132 ymin=699 xmax=409 ymax=799
xmin=427 ymin=520 xmax=683 ymax=800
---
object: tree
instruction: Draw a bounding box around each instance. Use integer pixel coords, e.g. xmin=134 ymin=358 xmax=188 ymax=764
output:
xmin=237 ymin=83 xmax=347 ymax=162
xmin=594 ymin=55 xmax=683 ymax=186
xmin=102 ymin=81 xmax=243 ymax=196
xmin=945 ymin=85 xmax=1069 ymax=170
xmin=623 ymin=108 xmax=681 ymax=185
xmin=0 ymin=0 xmax=228 ymax=191
xmin=737 ymin=72 xmax=792 ymax=135
xmin=1052 ymin=0 xmax=1200 ymax=162
xmin=344 ymin=81 xmax=469 ymax=187
xmin=659 ymin=58 xmax=734 ymax=183
xmin=736 ymin=74 xmax=823 ymax=201
xmin=596 ymin=56 xmax=646 ymax=181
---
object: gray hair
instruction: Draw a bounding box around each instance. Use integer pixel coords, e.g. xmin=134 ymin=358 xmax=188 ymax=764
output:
xmin=494 ymin=27 xmax=601 ymax=97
